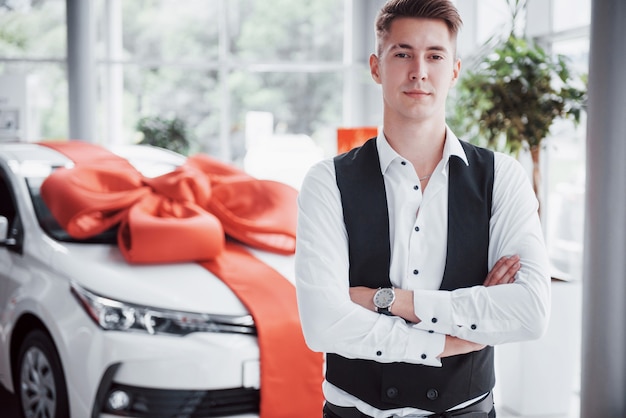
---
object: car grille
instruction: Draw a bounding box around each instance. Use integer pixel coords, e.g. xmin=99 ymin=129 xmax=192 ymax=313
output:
xmin=101 ymin=384 xmax=260 ymax=417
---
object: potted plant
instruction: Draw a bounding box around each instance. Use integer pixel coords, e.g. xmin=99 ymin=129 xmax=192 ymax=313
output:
xmin=448 ymin=0 xmax=587 ymax=214
xmin=136 ymin=115 xmax=191 ymax=155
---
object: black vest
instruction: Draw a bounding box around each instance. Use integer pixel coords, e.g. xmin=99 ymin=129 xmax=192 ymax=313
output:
xmin=328 ymin=138 xmax=495 ymax=413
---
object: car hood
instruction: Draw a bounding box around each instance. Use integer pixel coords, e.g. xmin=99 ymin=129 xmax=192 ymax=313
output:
xmin=48 ymin=241 xmax=295 ymax=316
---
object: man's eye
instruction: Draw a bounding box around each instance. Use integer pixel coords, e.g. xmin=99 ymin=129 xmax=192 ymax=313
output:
xmin=431 ymin=55 xmax=444 ymax=60
xmin=395 ymin=53 xmax=410 ymax=58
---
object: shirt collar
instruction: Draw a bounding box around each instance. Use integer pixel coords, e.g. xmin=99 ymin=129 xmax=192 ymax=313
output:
xmin=376 ymin=126 xmax=469 ymax=174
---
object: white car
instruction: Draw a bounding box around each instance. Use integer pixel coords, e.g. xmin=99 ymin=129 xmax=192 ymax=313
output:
xmin=0 ymin=142 xmax=297 ymax=418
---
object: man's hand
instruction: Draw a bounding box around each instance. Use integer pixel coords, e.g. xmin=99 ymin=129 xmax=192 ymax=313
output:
xmin=439 ymin=335 xmax=486 ymax=358
xmin=483 ymin=255 xmax=520 ymax=287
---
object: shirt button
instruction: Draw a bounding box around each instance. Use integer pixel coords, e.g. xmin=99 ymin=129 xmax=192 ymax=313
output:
xmin=376 ymin=350 xmax=382 ymax=356
xmin=413 ymin=269 xmax=419 ymax=275
xmin=386 ymin=387 xmax=399 ymax=399
xmin=431 ymin=317 xmax=438 ymax=323
xmin=471 ymin=324 xmax=477 ymax=330
xmin=421 ymin=353 xmax=427 ymax=360
xmin=414 ymin=226 xmax=420 ymax=232
xmin=413 ymin=185 xmax=419 ymax=190
xmin=401 ymin=161 xmax=407 ymax=166
xmin=427 ymin=389 xmax=439 ymax=400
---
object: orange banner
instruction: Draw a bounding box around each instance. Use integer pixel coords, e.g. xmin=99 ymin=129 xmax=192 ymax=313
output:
xmin=337 ymin=126 xmax=378 ymax=154
xmin=39 ymin=140 xmax=323 ymax=418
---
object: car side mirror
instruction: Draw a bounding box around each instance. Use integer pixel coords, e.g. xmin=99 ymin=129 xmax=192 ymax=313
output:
xmin=0 ymin=216 xmax=17 ymax=246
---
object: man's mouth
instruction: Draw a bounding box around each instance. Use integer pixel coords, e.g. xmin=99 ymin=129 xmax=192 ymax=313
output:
xmin=404 ymin=90 xmax=431 ymax=98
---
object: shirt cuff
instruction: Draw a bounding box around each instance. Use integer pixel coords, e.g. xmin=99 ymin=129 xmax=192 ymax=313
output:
xmin=406 ymin=327 xmax=444 ymax=367
xmin=412 ymin=289 xmax=455 ymax=335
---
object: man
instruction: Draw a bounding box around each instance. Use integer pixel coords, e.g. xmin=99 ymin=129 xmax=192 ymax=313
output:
xmin=295 ymin=0 xmax=551 ymax=417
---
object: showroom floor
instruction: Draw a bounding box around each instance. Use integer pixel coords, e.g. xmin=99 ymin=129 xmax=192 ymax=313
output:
xmin=497 ymin=396 xmax=580 ymax=418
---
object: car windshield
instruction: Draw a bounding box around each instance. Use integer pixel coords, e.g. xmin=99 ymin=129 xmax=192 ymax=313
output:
xmin=26 ymin=176 xmax=118 ymax=244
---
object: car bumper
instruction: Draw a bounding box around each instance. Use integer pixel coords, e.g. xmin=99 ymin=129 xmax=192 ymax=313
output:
xmin=98 ymin=377 xmax=259 ymax=417
xmin=64 ymin=324 xmax=260 ymax=418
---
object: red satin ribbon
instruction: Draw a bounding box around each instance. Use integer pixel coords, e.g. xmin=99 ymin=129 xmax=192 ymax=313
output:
xmin=39 ymin=140 xmax=323 ymax=417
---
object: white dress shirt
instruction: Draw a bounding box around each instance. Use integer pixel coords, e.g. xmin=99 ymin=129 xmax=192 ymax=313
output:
xmin=295 ymin=128 xmax=551 ymax=417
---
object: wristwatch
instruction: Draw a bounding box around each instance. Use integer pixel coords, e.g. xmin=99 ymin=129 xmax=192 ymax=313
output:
xmin=373 ymin=287 xmax=395 ymax=315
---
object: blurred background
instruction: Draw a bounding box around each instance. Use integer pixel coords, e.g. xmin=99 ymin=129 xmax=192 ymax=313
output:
xmin=0 ymin=0 xmax=596 ymax=416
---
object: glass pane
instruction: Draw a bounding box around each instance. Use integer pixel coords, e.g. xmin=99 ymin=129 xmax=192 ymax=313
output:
xmin=96 ymin=65 xmax=220 ymax=154
xmin=0 ymin=62 xmax=68 ymax=140
xmin=0 ymin=0 xmax=66 ymax=59
xmin=0 ymin=0 xmax=67 ymax=142
xmin=233 ymin=0 xmax=343 ymax=62
xmin=232 ymin=70 xmax=341 ymax=187
xmin=230 ymin=70 xmax=342 ymax=140
xmin=476 ymin=0 xmax=512 ymax=44
xmin=95 ymin=0 xmax=346 ymax=162
xmin=553 ymin=0 xmax=591 ymax=32
xmin=119 ymin=0 xmax=220 ymax=63
xmin=552 ymin=38 xmax=589 ymax=74
xmin=545 ymin=119 xmax=586 ymax=281
xmin=545 ymin=39 xmax=589 ymax=282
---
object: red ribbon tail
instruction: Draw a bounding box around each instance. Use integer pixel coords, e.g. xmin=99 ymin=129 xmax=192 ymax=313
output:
xmin=202 ymin=243 xmax=324 ymax=418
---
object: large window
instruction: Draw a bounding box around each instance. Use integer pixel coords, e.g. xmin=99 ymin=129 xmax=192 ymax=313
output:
xmin=95 ymin=0 xmax=345 ymax=161
xmin=0 ymin=0 xmax=67 ymax=139
xmin=1 ymin=0 xmax=346 ymax=163
xmin=543 ymin=0 xmax=590 ymax=281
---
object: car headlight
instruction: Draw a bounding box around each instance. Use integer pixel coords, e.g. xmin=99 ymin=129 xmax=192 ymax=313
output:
xmin=71 ymin=283 xmax=256 ymax=336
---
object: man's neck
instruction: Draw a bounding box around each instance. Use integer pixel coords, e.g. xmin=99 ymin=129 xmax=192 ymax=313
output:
xmin=382 ymin=119 xmax=447 ymax=176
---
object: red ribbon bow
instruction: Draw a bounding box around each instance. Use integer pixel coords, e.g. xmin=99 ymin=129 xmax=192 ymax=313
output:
xmin=39 ymin=140 xmax=323 ymax=418
xmin=40 ymin=141 xmax=297 ymax=263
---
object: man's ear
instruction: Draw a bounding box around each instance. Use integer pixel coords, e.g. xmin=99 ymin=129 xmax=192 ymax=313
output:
xmin=370 ymin=54 xmax=382 ymax=84
xmin=450 ymin=58 xmax=461 ymax=87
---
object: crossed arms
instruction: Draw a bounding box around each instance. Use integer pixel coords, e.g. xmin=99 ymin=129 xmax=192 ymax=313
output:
xmin=295 ymin=155 xmax=551 ymax=366
xmin=348 ymin=255 xmax=521 ymax=358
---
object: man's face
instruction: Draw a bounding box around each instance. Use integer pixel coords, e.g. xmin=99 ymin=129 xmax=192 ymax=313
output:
xmin=370 ymin=17 xmax=461 ymax=125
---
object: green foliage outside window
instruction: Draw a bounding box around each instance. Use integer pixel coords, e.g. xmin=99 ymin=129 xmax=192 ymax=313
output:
xmin=136 ymin=116 xmax=190 ymax=156
xmin=0 ymin=0 xmax=344 ymax=157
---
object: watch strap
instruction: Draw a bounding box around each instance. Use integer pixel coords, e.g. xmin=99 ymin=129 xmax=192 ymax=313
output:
xmin=377 ymin=306 xmax=392 ymax=316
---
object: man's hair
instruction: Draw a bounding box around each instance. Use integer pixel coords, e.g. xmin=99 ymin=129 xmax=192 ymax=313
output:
xmin=375 ymin=0 xmax=463 ymax=56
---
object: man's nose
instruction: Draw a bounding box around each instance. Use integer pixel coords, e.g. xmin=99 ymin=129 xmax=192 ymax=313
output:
xmin=409 ymin=58 xmax=427 ymax=80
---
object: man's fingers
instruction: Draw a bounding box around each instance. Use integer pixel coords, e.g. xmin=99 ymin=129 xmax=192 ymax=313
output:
xmin=440 ymin=336 xmax=487 ymax=358
xmin=484 ymin=255 xmax=520 ymax=286
xmin=487 ymin=257 xmax=519 ymax=286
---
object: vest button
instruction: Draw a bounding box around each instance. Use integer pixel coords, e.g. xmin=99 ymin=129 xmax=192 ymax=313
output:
xmin=426 ymin=389 xmax=439 ymax=400
xmin=386 ymin=387 xmax=399 ymax=399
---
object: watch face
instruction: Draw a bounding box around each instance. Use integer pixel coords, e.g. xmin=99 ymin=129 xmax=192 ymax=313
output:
xmin=373 ymin=288 xmax=395 ymax=309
